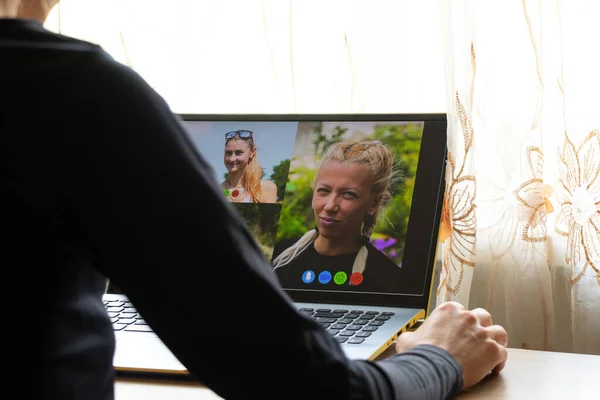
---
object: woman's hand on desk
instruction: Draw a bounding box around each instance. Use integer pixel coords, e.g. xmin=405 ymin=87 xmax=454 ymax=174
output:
xmin=395 ymin=301 xmax=508 ymax=390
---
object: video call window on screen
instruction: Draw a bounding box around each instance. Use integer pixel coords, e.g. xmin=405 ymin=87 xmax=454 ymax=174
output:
xmin=183 ymin=119 xmax=427 ymax=296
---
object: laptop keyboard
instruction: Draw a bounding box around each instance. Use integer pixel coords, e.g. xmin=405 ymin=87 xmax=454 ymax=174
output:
xmin=103 ymin=297 xmax=152 ymax=333
xmin=298 ymin=308 xmax=394 ymax=345
xmin=104 ymin=298 xmax=394 ymax=345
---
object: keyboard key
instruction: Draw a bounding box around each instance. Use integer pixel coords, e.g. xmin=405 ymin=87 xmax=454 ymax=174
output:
xmin=363 ymin=326 xmax=378 ymax=332
xmin=348 ymin=338 xmax=365 ymax=344
xmin=116 ymin=318 xmax=136 ymax=324
xmin=124 ymin=325 xmax=154 ymax=332
xmin=375 ymin=315 xmax=391 ymax=321
xmin=339 ymin=331 xmax=355 ymax=337
xmin=315 ymin=312 xmax=344 ymax=319
xmin=355 ymin=332 xmax=371 ymax=338
xmin=315 ymin=317 xmax=336 ymax=323
xmin=335 ymin=337 xmax=348 ymax=343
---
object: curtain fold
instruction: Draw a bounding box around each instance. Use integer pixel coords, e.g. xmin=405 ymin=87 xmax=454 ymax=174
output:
xmin=438 ymin=0 xmax=599 ymax=354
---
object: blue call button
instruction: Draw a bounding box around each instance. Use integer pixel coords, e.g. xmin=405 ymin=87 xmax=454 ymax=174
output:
xmin=318 ymin=271 xmax=332 ymax=284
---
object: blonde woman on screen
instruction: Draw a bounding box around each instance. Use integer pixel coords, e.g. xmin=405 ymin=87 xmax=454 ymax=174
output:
xmin=220 ymin=129 xmax=277 ymax=203
xmin=272 ymin=139 xmax=404 ymax=292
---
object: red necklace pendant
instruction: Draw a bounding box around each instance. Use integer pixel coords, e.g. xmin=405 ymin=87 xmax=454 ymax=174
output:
xmin=231 ymin=189 xmax=240 ymax=198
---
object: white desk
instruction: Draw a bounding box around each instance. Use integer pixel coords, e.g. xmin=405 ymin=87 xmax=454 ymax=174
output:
xmin=115 ymin=348 xmax=600 ymax=399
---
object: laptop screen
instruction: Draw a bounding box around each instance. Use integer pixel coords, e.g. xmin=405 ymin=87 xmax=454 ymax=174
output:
xmin=179 ymin=114 xmax=447 ymax=309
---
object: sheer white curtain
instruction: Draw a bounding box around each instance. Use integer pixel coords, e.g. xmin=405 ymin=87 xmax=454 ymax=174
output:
xmin=45 ymin=0 xmax=599 ymax=354
xmin=438 ymin=0 xmax=600 ymax=355
xmin=46 ymin=0 xmax=446 ymax=114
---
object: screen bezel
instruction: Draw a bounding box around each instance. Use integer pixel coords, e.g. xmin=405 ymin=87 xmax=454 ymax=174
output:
xmin=179 ymin=113 xmax=447 ymax=310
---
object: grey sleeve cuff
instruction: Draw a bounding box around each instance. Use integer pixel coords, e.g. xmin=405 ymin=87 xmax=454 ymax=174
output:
xmin=351 ymin=344 xmax=463 ymax=400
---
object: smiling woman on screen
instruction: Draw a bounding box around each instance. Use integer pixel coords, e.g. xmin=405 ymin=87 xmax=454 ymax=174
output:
xmin=272 ymin=139 xmax=404 ymax=292
xmin=220 ymin=129 xmax=277 ymax=203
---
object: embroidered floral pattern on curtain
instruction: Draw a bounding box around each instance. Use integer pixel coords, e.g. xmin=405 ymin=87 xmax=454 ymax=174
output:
xmin=555 ymin=130 xmax=600 ymax=287
xmin=438 ymin=0 xmax=599 ymax=354
xmin=437 ymin=92 xmax=476 ymax=304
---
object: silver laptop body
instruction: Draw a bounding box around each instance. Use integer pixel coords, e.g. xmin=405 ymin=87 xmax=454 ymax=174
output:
xmin=105 ymin=113 xmax=447 ymax=376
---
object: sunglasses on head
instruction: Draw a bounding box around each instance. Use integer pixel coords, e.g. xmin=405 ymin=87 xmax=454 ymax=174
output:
xmin=225 ymin=130 xmax=253 ymax=140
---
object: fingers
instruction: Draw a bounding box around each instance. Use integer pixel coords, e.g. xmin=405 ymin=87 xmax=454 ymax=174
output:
xmin=491 ymin=343 xmax=508 ymax=374
xmin=448 ymin=301 xmax=465 ymax=310
xmin=486 ymin=324 xmax=508 ymax=347
xmin=470 ymin=308 xmax=493 ymax=327
xmin=434 ymin=301 xmax=466 ymax=320
xmin=486 ymin=324 xmax=508 ymax=374
xmin=492 ymin=359 xmax=507 ymax=374
xmin=438 ymin=301 xmax=465 ymax=312
xmin=395 ymin=331 xmax=416 ymax=353
xmin=471 ymin=309 xmax=508 ymax=374
xmin=468 ymin=308 xmax=507 ymax=347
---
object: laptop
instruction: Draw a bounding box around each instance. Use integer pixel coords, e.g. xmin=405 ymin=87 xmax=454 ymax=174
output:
xmin=104 ymin=113 xmax=447 ymax=377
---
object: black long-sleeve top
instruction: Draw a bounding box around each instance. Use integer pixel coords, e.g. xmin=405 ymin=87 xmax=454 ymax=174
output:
xmin=0 ymin=18 xmax=463 ymax=400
